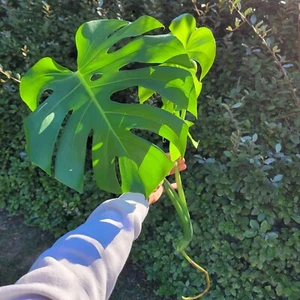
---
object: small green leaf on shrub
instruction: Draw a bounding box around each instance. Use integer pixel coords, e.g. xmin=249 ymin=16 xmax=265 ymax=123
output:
xmin=244 ymin=8 xmax=253 ymax=16
xmin=224 ymin=151 xmax=232 ymax=158
xmin=250 ymin=14 xmax=257 ymax=24
xmin=243 ymin=230 xmax=257 ymax=238
xmin=251 ymin=64 xmax=261 ymax=74
xmin=290 ymin=135 xmax=300 ymax=144
xmin=260 ymin=220 xmax=269 ymax=233
xmin=291 ymin=215 xmax=300 ymax=224
xmin=276 ymin=284 xmax=283 ymax=296
xmin=206 ymin=158 xmax=216 ymax=163
xmin=266 ymin=232 xmax=278 ymax=239
xmin=257 ymin=213 xmax=265 ymax=222
xmin=253 ymin=286 xmax=262 ymax=293
xmin=265 ymin=38 xmax=272 ymax=46
xmin=282 ymin=64 xmax=293 ymax=69
xmin=250 ymin=219 xmax=259 ymax=230
xmin=232 ymin=102 xmax=242 ymax=108
xmin=273 ymin=174 xmax=283 ymax=182
xmin=264 ymin=285 xmax=272 ymax=292
xmin=265 ymin=158 xmax=275 ymax=165
xmin=252 ymin=133 xmax=258 ymax=142
xmin=275 ymin=143 xmax=281 ymax=153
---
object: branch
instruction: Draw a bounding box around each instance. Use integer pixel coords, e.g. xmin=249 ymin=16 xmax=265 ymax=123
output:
xmin=227 ymin=0 xmax=300 ymax=107
xmin=0 ymin=69 xmax=21 ymax=84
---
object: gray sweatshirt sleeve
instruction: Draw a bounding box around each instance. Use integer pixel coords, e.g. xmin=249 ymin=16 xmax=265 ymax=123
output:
xmin=0 ymin=192 xmax=149 ymax=300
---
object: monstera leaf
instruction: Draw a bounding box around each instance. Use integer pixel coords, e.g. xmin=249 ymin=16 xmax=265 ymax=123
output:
xmin=139 ymin=14 xmax=215 ymax=120
xmin=20 ymin=15 xmax=200 ymax=196
xmin=169 ymin=13 xmax=216 ymax=81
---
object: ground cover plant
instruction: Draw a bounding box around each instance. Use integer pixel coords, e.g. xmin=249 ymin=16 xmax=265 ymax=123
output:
xmin=19 ymin=12 xmax=216 ymax=299
xmin=131 ymin=1 xmax=300 ymax=299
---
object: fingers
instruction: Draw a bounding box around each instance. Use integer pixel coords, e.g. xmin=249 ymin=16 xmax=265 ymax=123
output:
xmin=170 ymin=182 xmax=177 ymax=190
xmin=148 ymin=185 xmax=164 ymax=205
xmin=168 ymin=158 xmax=187 ymax=176
xmin=148 ymin=182 xmax=178 ymax=205
xmin=148 ymin=153 xmax=186 ymax=205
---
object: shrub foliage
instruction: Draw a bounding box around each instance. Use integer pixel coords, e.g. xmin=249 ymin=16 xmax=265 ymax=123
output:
xmin=1 ymin=0 xmax=299 ymax=298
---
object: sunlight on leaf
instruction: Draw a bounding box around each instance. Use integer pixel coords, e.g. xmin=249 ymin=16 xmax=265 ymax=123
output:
xmin=38 ymin=113 xmax=55 ymax=134
xmin=20 ymin=15 xmax=213 ymax=196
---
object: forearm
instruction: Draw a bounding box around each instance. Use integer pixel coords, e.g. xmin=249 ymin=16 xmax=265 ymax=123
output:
xmin=0 ymin=193 xmax=148 ymax=300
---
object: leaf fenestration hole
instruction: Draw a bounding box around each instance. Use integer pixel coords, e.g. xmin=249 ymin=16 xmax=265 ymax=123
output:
xmin=85 ymin=129 xmax=93 ymax=171
xmin=114 ymin=156 xmax=122 ymax=187
xmin=110 ymin=88 xmax=137 ymax=104
xmin=130 ymin=128 xmax=167 ymax=152
xmin=119 ymin=62 xmax=159 ymax=71
xmin=39 ymin=89 xmax=53 ymax=105
xmin=90 ymin=73 xmax=102 ymax=81
xmin=194 ymin=61 xmax=202 ymax=79
xmin=52 ymin=110 xmax=73 ymax=175
xmin=107 ymin=37 xmax=134 ymax=54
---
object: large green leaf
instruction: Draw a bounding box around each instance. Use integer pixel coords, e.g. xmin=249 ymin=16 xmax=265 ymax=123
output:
xmin=20 ymin=15 xmax=199 ymax=196
xmin=169 ymin=13 xmax=216 ymax=80
xmin=138 ymin=14 xmax=215 ymax=119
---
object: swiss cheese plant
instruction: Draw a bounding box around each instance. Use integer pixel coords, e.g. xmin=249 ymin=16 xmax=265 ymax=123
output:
xmin=20 ymin=13 xmax=215 ymax=299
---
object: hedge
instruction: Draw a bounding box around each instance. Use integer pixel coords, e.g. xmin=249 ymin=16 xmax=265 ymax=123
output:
xmin=1 ymin=0 xmax=299 ymax=299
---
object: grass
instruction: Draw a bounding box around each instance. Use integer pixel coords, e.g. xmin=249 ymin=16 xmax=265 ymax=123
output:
xmin=0 ymin=209 xmax=162 ymax=299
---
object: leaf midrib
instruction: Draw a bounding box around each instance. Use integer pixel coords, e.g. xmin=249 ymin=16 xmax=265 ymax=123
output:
xmin=76 ymin=71 xmax=129 ymax=157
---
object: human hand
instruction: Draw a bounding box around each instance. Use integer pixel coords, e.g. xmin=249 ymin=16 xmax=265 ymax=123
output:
xmin=148 ymin=156 xmax=187 ymax=205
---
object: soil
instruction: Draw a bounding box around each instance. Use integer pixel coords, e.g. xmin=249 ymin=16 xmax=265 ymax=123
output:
xmin=0 ymin=209 xmax=54 ymax=286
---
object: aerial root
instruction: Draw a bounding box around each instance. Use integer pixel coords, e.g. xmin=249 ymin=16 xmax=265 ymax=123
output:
xmin=180 ymin=250 xmax=210 ymax=299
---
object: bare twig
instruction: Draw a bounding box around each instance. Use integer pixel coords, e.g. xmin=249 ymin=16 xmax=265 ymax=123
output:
xmin=191 ymin=0 xmax=201 ymax=17
xmin=0 ymin=69 xmax=21 ymax=83
xmin=228 ymin=0 xmax=300 ymax=107
xmin=277 ymin=111 xmax=300 ymax=119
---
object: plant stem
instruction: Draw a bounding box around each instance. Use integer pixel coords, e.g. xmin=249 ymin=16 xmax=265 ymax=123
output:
xmin=175 ymin=161 xmax=187 ymax=205
xmin=163 ymin=179 xmax=191 ymax=251
xmin=174 ymin=163 xmax=210 ymax=298
xmin=163 ymin=179 xmax=185 ymax=217
xmin=165 ymin=165 xmax=210 ymax=299
xmin=164 ymin=59 xmax=210 ymax=298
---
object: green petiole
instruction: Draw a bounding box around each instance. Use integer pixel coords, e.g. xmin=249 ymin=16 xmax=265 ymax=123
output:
xmin=164 ymin=161 xmax=210 ymax=299
xmin=163 ymin=178 xmax=192 ymax=251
